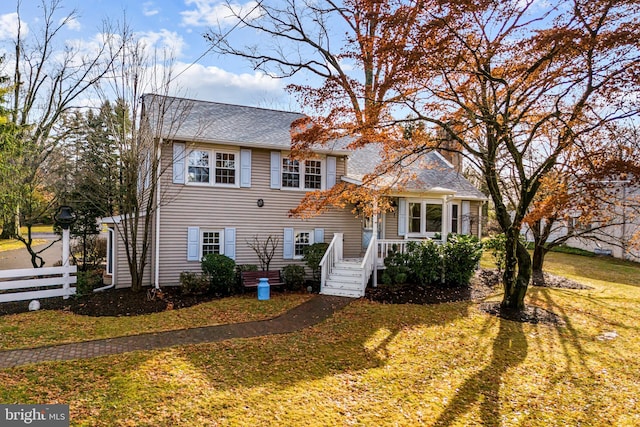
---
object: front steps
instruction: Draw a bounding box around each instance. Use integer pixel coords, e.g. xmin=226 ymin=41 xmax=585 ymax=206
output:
xmin=320 ymin=260 xmax=366 ymax=298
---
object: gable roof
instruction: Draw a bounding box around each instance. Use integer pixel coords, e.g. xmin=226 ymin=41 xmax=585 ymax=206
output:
xmin=345 ymin=143 xmax=487 ymax=200
xmin=144 ymin=94 xmax=485 ymax=199
xmin=142 ymin=94 xmax=350 ymax=154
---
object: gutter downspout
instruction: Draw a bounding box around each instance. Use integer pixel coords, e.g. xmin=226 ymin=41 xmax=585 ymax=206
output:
xmin=154 ymin=143 xmax=162 ymax=289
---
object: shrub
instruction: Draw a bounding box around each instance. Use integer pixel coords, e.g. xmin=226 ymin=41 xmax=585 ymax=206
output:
xmin=442 ymin=234 xmax=483 ymax=286
xmin=201 ymin=253 xmax=236 ymax=296
xmin=381 ymin=245 xmax=410 ymax=286
xmin=75 ymin=269 xmax=103 ymax=296
xmin=179 ymin=271 xmax=210 ymax=295
xmin=303 ymin=243 xmax=329 ymax=282
xmin=282 ymin=264 xmax=306 ymax=291
xmin=406 ymin=240 xmax=443 ymax=285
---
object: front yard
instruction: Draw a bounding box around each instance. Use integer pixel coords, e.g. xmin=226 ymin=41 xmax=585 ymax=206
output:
xmin=1 ymin=252 xmax=639 ymax=426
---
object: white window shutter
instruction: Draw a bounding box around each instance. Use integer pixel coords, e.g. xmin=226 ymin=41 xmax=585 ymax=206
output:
xmin=283 ymin=227 xmax=294 ymax=259
xmin=240 ymin=149 xmax=251 ymax=188
xmin=270 ymin=151 xmax=281 ymax=189
xmin=173 ymin=142 xmax=186 ymax=184
xmin=224 ymin=227 xmax=236 ymax=260
xmin=187 ymin=227 xmax=200 ymax=261
xmin=314 ymin=228 xmax=324 ymax=244
xmin=398 ymin=199 xmax=407 ymax=236
xmin=326 ymin=156 xmax=336 ymax=188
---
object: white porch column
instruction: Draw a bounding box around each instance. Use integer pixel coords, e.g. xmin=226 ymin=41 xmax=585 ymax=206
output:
xmin=441 ymin=196 xmax=449 ymax=238
xmin=372 ymin=197 xmax=378 ymax=287
xmin=478 ymin=203 xmax=483 ymax=238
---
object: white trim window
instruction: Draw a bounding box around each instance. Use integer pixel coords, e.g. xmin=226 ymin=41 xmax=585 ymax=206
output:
xmin=282 ymin=157 xmax=324 ymax=190
xmin=106 ymin=227 xmax=115 ymax=276
xmin=304 ymin=160 xmax=322 ymax=189
xmin=202 ymin=229 xmax=224 ymax=258
xmin=407 ymin=199 xmax=444 ymax=237
xmin=214 ymin=151 xmax=236 ymax=185
xmin=187 ymin=149 xmax=239 ymax=186
xmin=188 ymin=150 xmax=210 ymax=184
xmin=451 ymin=203 xmax=459 ymax=234
xmin=294 ymin=230 xmax=313 ymax=258
xmin=282 ymin=158 xmax=300 ymax=188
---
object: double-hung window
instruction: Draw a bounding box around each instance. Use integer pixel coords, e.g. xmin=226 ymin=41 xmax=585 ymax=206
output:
xmin=202 ymin=230 xmax=223 ymax=257
xmin=407 ymin=199 xmax=443 ymax=236
xmin=305 ymin=160 xmax=322 ymax=189
xmin=188 ymin=150 xmax=210 ymax=183
xmin=215 ymin=152 xmax=236 ymax=185
xmin=282 ymin=158 xmax=300 ymax=188
xmin=294 ymin=231 xmax=312 ymax=258
xmin=187 ymin=149 xmax=238 ymax=186
xmin=282 ymin=157 xmax=323 ymax=190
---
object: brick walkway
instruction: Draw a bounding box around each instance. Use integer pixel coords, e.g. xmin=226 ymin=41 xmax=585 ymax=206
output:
xmin=0 ymin=295 xmax=352 ymax=369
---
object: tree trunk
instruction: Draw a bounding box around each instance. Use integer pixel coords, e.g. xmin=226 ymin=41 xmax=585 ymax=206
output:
xmin=501 ymin=231 xmax=532 ymax=311
xmin=532 ymin=244 xmax=547 ymax=274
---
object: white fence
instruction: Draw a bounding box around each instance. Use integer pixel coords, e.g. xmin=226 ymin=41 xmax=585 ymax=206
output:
xmin=0 ymin=265 xmax=77 ymax=303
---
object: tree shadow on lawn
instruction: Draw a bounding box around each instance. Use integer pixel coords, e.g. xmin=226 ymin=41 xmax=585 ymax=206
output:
xmin=432 ymin=317 xmax=528 ymax=427
xmin=171 ymin=299 xmax=477 ymax=390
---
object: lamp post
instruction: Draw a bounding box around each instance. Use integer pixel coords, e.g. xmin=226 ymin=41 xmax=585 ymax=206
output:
xmin=55 ymin=206 xmax=76 ymax=298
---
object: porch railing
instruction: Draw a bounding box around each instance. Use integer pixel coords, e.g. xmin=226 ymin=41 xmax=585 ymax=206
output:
xmin=377 ymin=238 xmax=443 ymax=264
xmin=319 ymin=233 xmax=343 ymax=290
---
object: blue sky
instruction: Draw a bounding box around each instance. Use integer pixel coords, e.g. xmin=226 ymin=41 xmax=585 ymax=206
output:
xmin=0 ymin=0 xmax=295 ymax=110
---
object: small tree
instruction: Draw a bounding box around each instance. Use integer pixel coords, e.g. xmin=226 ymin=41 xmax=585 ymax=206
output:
xmin=303 ymin=242 xmax=328 ymax=282
xmin=246 ymin=235 xmax=280 ymax=271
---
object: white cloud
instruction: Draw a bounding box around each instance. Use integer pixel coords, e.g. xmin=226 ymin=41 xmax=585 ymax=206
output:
xmin=61 ymin=16 xmax=81 ymax=31
xmin=169 ymin=62 xmax=286 ymax=106
xmin=143 ymin=1 xmax=159 ymax=17
xmin=138 ymin=30 xmax=187 ymax=58
xmin=0 ymin=13 xmax=27 ymax=40
xmin=181 ymin=0 xmax=261 ymax=28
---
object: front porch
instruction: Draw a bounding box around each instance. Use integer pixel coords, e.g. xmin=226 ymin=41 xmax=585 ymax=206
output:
xmin=319 ymin=234 xmax=433 ymax=297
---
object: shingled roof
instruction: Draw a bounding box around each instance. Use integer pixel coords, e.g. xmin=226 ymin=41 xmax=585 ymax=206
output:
xmin=143 ymin=94 xmax=351 ymax=153
xmin=345 ymin=143 xmax=486 ymax=200
xmin=144 ymin=94 xmax=485 ymax=199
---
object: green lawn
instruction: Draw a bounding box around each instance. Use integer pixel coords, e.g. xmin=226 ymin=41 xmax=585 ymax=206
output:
xmin=1 ymin=252 xmax=639 ymax=426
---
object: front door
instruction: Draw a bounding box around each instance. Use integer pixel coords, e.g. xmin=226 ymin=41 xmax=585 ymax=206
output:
xmin=362 ymin=215 xmax=383 ymax=250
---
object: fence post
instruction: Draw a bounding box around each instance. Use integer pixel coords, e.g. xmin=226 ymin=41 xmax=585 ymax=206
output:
xmin=62 ymin=227 xmax=71 ymax=299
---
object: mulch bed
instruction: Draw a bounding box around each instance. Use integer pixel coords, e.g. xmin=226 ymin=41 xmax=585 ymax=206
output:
xmin=0 ymin=287 xmax=219 ymax=317
xmin=365 ymin=268 xmax=588 ymax=325
xmin=1 ymin=269 xmax=589 ymax=325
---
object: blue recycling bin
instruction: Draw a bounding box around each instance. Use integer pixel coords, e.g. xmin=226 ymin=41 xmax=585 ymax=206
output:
xmin=257 ymin=277 xmax=270 ymax=300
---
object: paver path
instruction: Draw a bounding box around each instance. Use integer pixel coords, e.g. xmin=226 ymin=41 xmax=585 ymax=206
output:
xmin=0 ymin=295 xmax=352 ymax=369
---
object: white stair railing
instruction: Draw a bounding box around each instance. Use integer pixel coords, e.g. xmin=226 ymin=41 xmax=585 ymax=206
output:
xmin=319 ymin=233 xmax=343 ymax=292
xmin=359 ymin=236 xmax=377 ymax=294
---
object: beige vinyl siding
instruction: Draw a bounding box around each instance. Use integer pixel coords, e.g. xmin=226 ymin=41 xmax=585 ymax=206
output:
xmin=385 ymin=202 xmax=401 ymax=239
xmin=156 ymin=144 xmax=361 ymax=286
xmin=111 ymin=219 xmax=154 ymax=288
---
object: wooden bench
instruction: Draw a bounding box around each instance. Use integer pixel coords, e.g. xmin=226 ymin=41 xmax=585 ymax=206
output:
xmin=241 ymin=270 xmax=284 ymax=290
